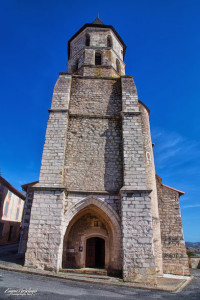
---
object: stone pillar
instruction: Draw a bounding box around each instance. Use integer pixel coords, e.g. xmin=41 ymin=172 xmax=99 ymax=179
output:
xmin=25 ymin=189 xmax=65 ymax=271
xmin=120 ymin=76 xmax=157 ymax=284
xmin=25 ymin=74 xmax=71 ymax=271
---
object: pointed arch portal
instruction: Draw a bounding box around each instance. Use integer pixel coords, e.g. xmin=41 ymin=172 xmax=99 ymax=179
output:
xmin=61 ymin=196 xmax=121 ymax=273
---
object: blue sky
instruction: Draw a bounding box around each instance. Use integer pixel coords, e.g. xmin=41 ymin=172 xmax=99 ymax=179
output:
xmin=0 ymin=0 xmax=199 ymax=242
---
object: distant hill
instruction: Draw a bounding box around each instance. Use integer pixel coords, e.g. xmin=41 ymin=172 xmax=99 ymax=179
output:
xmin=186 ymin=242 xmax=200 ymax=249
xmin=186 ymin=242 xmax=200 ymax=255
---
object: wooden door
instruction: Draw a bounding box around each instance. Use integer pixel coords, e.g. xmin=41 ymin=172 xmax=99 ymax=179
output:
xmin=86 ymin=237 xmax=95 ymax=267
xmin=86 ymin=237 xmax=105 ymax=268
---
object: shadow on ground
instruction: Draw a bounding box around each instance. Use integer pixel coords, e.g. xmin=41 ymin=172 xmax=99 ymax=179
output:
xmin=0 ymin=243 xmax=24 ymax=266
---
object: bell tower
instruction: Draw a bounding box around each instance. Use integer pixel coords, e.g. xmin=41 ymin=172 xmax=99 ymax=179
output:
xmin=21 ymin=17 xmax=190 ymax=286
xmin=67 ymin=17 xmax=126 ymax=77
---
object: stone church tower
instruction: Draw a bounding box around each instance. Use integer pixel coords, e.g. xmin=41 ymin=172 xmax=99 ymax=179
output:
xmin=20 ymin=17 xmax=189 ymax=284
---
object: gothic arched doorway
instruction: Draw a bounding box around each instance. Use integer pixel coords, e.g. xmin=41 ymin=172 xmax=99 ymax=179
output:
xmin=61 ymin=198 xmax=122 ymax=274
xmin=86 ymin=237 xmax=105 ymax=268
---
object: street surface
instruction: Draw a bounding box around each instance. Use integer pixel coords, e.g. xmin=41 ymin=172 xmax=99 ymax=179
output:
xmin=0 ymin=269 xmax=199 ymax=299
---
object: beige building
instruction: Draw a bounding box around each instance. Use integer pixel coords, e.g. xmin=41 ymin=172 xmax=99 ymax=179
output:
xmin=20 ymin=17 xmax=190 ymax=284
xmin=0 ymin=176 xmax=25 ymax=245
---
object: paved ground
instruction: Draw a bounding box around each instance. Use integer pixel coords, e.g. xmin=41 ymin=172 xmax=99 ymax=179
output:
xmin=0 ymin=244 xmax=199 ymax=299
xmin=0 ymin=269 xmax=199 ymax=300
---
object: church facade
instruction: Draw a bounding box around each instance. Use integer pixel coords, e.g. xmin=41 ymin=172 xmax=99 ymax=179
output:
xmin=19 ymin=18 xmax=189 ymax=284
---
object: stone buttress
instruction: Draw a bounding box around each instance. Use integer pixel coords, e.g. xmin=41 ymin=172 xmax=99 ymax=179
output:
xmin=120 ymin=76 xmax=157 ymax=284
xmin=24 ymin=75 xmax=71 ymax=270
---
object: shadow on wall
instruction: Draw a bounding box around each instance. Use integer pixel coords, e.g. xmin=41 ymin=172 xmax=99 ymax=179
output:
xmin=102 ymin=80 xmax=123 ymax=192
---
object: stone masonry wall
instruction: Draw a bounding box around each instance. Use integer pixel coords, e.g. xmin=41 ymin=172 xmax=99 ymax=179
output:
xmin=69 ymin=77 xmax=122 ymax=116
xmin=156 ymin=176 xmax=190 ymax=275
xmin=121 ymin=192 xmax=157 ymax=284
xmin=121 ymin=77 xmax=146 ymax=189
xmin=67 ymin=27 xmax=125 ymax=76
xmin=69 ymin=27 xmax=124 ymax=61
xmin=64 ymin=118 xmax=122 ymax=192
xmin=139 ymin=102 xmax=163 ymax=274
xmin=39 ymin=74 xmax=71 ymax=187
xmin=64 ymin=77 xmax=123 ymax=192
xmin=25 ymin=190 xmax=65 ymax=271
xmin=80 ymin=66 xmax=120 ymax=78
xmin=64 ymin=194 xmax=121 ymax=218
xmin=120 ymin=76 xmax=156 ymax=284
xmin=25 ymin=74 xmax=72 ymax=270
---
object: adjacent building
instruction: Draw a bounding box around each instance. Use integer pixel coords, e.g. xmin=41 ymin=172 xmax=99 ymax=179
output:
xmin=0 ymin=176 xmax=25 ymax=245
xmin=19 ymin=17 xmax=189 ymax=284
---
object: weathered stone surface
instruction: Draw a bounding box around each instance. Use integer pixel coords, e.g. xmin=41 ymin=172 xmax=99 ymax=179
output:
xmin=25 ymin=190 xmax=65 ymax=271
xmin=69 ymin=77 xmax=122 ymax=116
xmin=22 ymin=19 xmax=189 ymax=283
xmin=121 ymin=191 xmax=157 ymax=284
xmin=67 ymin=27 xmax=125 ymax=77
xmin=139 ymin=102 xmax=163 ymax=274
xmin=156 ymin=175 xmax=190 ymax=276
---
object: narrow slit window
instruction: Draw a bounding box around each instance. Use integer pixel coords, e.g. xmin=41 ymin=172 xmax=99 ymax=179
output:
xmin=107 ymin=36 xmax=112 ymax=47
xmin=116 ymin=59 xmax=121 ymax=73
xmin=75 ymin=60 xmax=79 ymax=70
xmin=95 ymin=52 xmax=101 ymax=65
xmin=86 ymin=34 xmax=90 ymax=46
xmin=95 ymin=53 xmax=101 ymax=66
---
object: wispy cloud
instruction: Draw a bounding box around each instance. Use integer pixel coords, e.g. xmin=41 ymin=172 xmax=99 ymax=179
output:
xmin=181 ymin=204 xmax=200 ymax=209
xmin=151 ymin=127 xmax=200 ymax=172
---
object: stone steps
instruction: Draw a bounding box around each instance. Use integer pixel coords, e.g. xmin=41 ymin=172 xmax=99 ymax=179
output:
xmin=60 ymin=268 xmax=108 ymax=277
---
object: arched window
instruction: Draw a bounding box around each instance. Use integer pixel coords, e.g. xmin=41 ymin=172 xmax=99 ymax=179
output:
xmin=107 ymin=36 xmax=112 ymax=47
xmin=86 ymin=34 xmax=90 ymax=46
xmin=116 ymin=59 xmax=121 ymax=73
xmin=95 ymin=52 xmax=101 ymax=65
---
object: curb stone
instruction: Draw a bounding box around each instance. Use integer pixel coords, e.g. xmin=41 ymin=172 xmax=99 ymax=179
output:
xmin=0 ymin=264 xmax=192 ymax=292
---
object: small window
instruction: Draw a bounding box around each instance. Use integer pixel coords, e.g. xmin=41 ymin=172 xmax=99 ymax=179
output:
xmin=8 ymin=191 xmax=12 ymax=198
xmin=18 ymin=198 xmax=21 ymax=205
xmin=86 ymin=34 xmax=90 ymax=46
xmin=16 ymin=208 xmax=20 ymax=220
xmin=107 ymin=36 xmax=112 ymax=47
xmin=95 ymin=52 xmax=101 ymax=65
xmin=4 ymin=202 xmax=9 ymax=216
xmin=116 ymin=59 xmax=121 ymax=73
